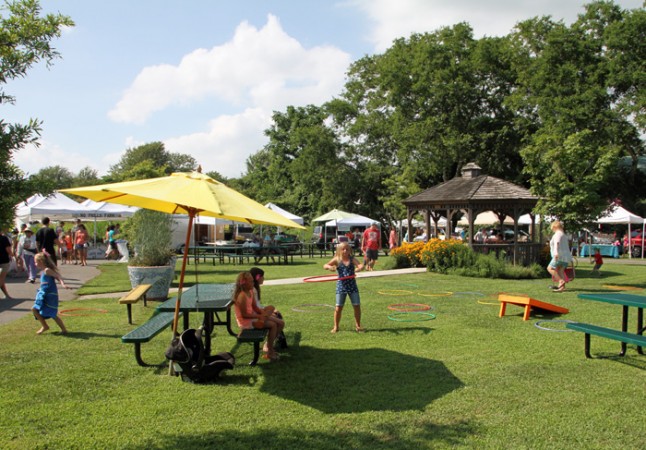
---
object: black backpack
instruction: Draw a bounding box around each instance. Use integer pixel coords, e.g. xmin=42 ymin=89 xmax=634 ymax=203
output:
xmin=165 ymin=328 xmax=235 ymax=383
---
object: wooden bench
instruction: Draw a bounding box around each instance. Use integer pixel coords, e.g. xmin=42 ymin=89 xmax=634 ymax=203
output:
xmin=121 ymin=311 xmax=181 ymax=366
xmin=118 ymin=284 xmax=152 ymax=324
xmin=236 ymin=328 xmax=268 ymax=366
xmin=566 ymin=322 xmax=646 ymax=358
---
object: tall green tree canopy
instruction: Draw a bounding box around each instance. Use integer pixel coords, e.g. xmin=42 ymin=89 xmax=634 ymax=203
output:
xmin=0 ymin=0 xmax=73 ymax=226
xmin=107 ymin=141 xmax=197 ymax=182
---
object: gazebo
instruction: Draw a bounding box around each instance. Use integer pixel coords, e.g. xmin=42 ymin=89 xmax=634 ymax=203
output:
xmin=402 ymin=163 xmax=541 ymax=265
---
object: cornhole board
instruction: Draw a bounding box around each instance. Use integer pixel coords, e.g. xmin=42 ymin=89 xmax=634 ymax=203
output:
xmin=498 ymin=294 xmax=569 ymax=321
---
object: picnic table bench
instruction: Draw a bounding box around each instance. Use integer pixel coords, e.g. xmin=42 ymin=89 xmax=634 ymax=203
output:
xmin=566 ymin=322 xmax=646 ymax=358
xmin=121 ymin=311 xmax=182 ymax=367
xmin=235 ymin=328 xmax=269 ymax=366
xmin=118 ymin=284 xmax=152 ymax=324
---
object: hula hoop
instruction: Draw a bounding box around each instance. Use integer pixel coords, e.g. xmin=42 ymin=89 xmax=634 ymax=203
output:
xmin=291 ymin=303 xmax=335 ymax=312
xmin=388 ymin=312 xmax=436 ymax=322
xmin=477 ymin=300 xmax=500 ymax=306
xmin=303 ymin=274 xmax=356 ymax=283
xmin=453 ymin=291 xmax=485 ymax=297
xmin=377 ymin=289 xmax=413 ymax=296
xmin=603 ymin=285 xmax=643 ymax=291
xmin=534 ymin=319 xmax=576 ymax=332
xmin=417 ymin=291 xmax=453 ymax=297
xmin=59 ymin=308 xmax=109 ymax=317
xmin=387 ymin=303 xmax=432 ymax=312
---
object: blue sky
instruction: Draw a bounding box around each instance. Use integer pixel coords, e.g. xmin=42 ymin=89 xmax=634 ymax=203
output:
xmin=5 ymin=0 xmax=643 ymax=179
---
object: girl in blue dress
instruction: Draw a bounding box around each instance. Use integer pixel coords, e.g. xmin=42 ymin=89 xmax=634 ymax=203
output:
xmin=323 ymin=242 xmax=365 ymax=333
xmin=32 ymin=252 xmax=69 ymax=335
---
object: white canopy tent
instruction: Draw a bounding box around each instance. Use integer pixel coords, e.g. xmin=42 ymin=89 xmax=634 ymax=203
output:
xmin=595 ymin=204 xmax=645 ymax=258
xmin=324 ymin=214 xmax=377 ymax=231
xmin=15 ymin=193 xmax=87 ymax=225
xmin=264 ymin=203 xmax=304 ymax=225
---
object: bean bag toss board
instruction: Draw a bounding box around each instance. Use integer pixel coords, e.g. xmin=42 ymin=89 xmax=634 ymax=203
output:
xmin=498 ymin=294 xmax=569 ymax=321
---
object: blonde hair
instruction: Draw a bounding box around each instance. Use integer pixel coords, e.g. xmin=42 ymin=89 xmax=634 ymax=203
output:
xmin=550 ymin=221 xmax=564 ymax=232
xmin=35 ymin=252 xmax=60 ymax=274
xmin=334 ymin=242 xmax=353 ymax=261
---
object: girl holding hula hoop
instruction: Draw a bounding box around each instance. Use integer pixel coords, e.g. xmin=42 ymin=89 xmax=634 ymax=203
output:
xmin=323 ymin=242 xmax=365 ymax=333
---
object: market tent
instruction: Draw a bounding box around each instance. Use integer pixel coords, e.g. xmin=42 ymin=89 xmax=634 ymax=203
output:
xmin=595 ymin=204 xmax=645 ymax=258
xmin=324 ymin=214 xmax=376 ymax=230
xmin=79 ymin=199 xmax=138 ymax=219
xmin=264 ymin=203 xmax=304 ymax=225
xmin=15 ymin=193 xmax=87 ymax=224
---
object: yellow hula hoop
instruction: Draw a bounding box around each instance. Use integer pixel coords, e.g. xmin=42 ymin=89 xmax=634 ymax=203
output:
xmin=477 ymin=300 xmax=500 ymax=306
xmin=417 ymin=291 xmax=453 ymax=297
xmin=377 ymin=289 xmax=413 ymax=296
xmin=603 ymin=285 xmax=643 ymax=291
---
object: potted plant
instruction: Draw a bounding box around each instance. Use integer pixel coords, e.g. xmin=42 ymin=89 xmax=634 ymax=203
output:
xmin=123 ymin=209 xmax=176 ymax=300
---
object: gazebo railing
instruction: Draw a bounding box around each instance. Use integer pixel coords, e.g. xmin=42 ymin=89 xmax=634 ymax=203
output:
xmin=471 ymin=243 xmax=543 ymax=266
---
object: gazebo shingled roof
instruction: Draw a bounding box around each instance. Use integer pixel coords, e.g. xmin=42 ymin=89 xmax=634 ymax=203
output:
xmin=402 ymin=163 xmax=540 ymax=265
xmin=403 ymin=162 xmax=537 ymax=209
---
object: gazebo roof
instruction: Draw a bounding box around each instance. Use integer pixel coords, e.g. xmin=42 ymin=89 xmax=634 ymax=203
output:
xmin=403 ymin=163 xmax=538 ymax=210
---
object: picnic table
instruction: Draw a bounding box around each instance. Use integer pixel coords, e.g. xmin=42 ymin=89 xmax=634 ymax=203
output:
xmin=574 ymin=292 xmax=646 ymax=356
xmin=157 ymin=283 xmax=236 ymax=355
xmin=579 ymin=244 xmax=620 ymax=258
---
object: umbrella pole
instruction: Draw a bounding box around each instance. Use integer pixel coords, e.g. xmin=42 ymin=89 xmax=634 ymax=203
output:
xmin=172 ymin=212 xmax=194 ymax=336
xmin=169 ymin=211 xmax=194 ymax=376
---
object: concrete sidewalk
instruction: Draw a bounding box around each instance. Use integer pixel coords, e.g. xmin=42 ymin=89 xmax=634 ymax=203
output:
xmin=0 ymin=259 xmax=102 ymax=325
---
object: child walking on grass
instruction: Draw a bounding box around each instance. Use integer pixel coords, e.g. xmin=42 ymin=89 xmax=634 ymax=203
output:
xmin=323 ymin=241 xmax=365 ymax=333
xmin=32 ymin=252 xmax=70 ymax=335
xmin=232 ymin=271 xmax=281 ymax=361
xmin=591 ymin=248 xmax=603 ymax=277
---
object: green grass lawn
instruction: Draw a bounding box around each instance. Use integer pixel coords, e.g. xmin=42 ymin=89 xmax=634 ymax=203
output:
xmin=1 ymin=259 xmax=646 ymax=449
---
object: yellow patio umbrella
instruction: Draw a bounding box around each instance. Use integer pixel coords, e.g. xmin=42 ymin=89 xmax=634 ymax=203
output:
xmin=61 ymin=168 xmax=305 ymax=336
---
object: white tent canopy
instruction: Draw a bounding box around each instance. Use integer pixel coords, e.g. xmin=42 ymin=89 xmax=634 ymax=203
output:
xmin=595 ymin=204 xmax=645 ymax=259
xmin=79 ymin=199 xmax=138 ymax=219
xmin=15 ymin=193 xmax=87 ymax=224
xmin=264 ymin=203 xmax=304 ymax=225
xmin=324 ymin=214 xmax=376 ymax=231
xmin=595 ymin=204 xmax=645 ymax=225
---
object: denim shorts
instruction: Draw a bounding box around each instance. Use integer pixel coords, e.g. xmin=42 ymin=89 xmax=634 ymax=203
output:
xmin=336 ymin=291 xmax=361 ymax=307
xmin=548 ymin=258 xmax=569 ymax=269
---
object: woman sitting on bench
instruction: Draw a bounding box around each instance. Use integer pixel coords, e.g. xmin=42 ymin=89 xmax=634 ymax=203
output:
xmin=232 ymin=271 xmax=282 ymax=362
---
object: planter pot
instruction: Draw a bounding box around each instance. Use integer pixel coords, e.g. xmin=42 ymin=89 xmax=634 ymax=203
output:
xmin=127 ymin=264 xmax=175 ymax=301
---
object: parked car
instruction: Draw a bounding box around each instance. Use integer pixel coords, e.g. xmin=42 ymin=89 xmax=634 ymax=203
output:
xmin=630 ymin=232 xmax=645 ymax=257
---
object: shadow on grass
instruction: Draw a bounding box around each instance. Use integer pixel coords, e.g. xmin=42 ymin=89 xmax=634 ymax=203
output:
xmin=259 ymin=345 xmax=463 ymax=413
xmin=60 ymin=331 xmax=123 ymax=340
xmin=134 ymin=417 xmax=476 ymax=450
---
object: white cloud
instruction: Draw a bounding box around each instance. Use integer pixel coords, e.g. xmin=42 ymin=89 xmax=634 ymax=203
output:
xmin=108 ymin=14 xmax=351 ymax=124
xmin=163 ymin=108 xmax=271 ymax=178
xmin=13 ymin=140 xmax=96 ymax=177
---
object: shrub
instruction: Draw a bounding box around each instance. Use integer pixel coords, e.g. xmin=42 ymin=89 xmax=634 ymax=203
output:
xmin=122 ymin=209 xmax=174 ymax=266
xmin=390 ymin=241 xmax=426 ymax=268
xmin=420 ymin=239 xmax=474 ymax=274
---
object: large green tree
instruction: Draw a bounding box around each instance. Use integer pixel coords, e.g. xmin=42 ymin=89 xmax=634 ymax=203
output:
xmin=0 ymin=0 xmax=73 ymax=226
xmin=107 ymin=141 xmax=197 ymax=182
xmin=511 ymin=1 xmax=644 ymax=226
xmin=239 ymin=105 xmax=356 ymax=223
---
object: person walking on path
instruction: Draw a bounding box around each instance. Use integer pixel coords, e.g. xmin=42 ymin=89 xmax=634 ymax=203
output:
xmin=324 ymin=242 xmax=365 ymax=333
xmin=36 ymin=217 xmax=59 ymax=265
xmin=0 ymin=228 xmax=14 ymax=299
xmin=361 ymin=222 xmax=381 ymax=271
xmin=547 ymin=220 xmax=572 ymax=292
xmin=20 ymin=228 xmax=38 ymax=283
xmin=32 ymin=252 xmax=70 ymax=335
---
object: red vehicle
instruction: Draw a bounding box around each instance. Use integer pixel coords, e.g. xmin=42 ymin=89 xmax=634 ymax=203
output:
xmin=629 ymin=232 xmax=645 ymax=257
